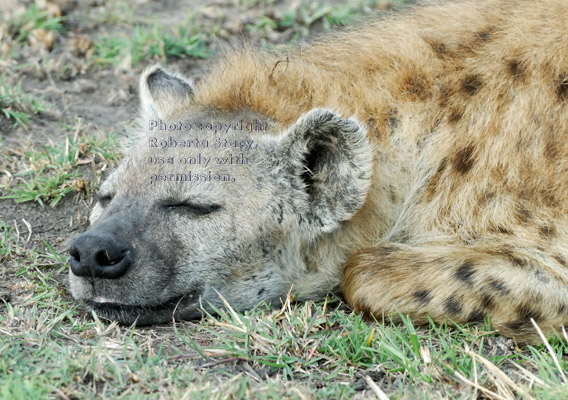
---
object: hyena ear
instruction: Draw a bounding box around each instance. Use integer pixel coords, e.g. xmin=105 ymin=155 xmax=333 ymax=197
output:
xmin=139 ymin=65 xmax=194 ymax=121
xmin=283 ymin=108 xmax=373 ymax=237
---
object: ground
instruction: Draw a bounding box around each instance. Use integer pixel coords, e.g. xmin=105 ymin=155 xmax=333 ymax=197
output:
xmin=0 ymin=0 xmax=567 ymax=399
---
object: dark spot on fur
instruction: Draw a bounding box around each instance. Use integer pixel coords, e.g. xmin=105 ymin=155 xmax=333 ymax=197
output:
xmin=540 ymin=190 xmax=558 ymax=208
xmin=544 ymin=138 xmax=559 ymax=160
xmin=507 ymin=59 xmax=525 ymax=80
xmin=258 ymin=288 xmax=266 ymax=297
xmin=517 ymin=303 xmax=543 ymax=322
xmin=557 ymin=74 xmax=568 ymax=103
xmin=480 ymin=293 xmax=494 ymax=310
xmin=534 ymin=270 xmax=550 ymax=284
xmin=429 ymin=41 xmax=447 ymax=56
xmin=539 ymin=224 xmax=556 ymax=238
xmin=511 ymin=256 xmax=530 ymax=268
xmin=422 ymin=36 xmax=449 ymax=57
xmin=455 ymin=260 xmax=475 ymax=284
xmin=389 ymin=117 xmax=400 ymax=131
xmin=444 ymin=296 xmax=462 ymax=315
xmin=453 ymin=145 xmax=475 ymax=174
xmin=388 ymin=185 xmax=397 ymax=202
xmin=448 ymin=107 xmax=464 ymax=124
xmin=388 ymin=108 xmax=400 ymax=132
xmin=553 ymin=254 xmax=567 ymax=267
xmin=478 ymin=191 xmax=495 ymax=206
xmin=499 ymin=248 xmax=529 ymax=267
xmin=424 ymin=158 xmax=448 ymax=200
xmin=558 ymin=303 xmax=567 ymax=315
xmin=468 ymin=309 xmax=486 ymax=323
xmin=277 ymin=202 xmax=284 ymax=224
xmin=401 ymin=72 xmax=431 ymax=101
xmin=413 ymin=289 xmax=432 ymax=306
xmin=505 ymin=320 xmax=528 ymax=332
xmin=494 ymin=225 xmax=512 ymax=234
xmin=461 ymin=74 xmax=483 ymax=96
xmin=313 ymin=215 xmax=324 ymax=227
xmin=515 ymin=203 xmax=532 ymax=224
xmin=476 ymin=28 xmax=494 ymax=42
xmin=488 ymin=278 xmax=510 ymax=295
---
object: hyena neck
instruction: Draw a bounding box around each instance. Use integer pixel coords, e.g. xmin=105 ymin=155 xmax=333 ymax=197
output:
xmin=293 ymin=183 xmax=405 ymax=299
xmin=194 ymin=50 xmax=389 ymax=137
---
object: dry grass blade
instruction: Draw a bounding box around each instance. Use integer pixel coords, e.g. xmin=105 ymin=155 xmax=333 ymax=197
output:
xmin=21 ymin=218 xmax=32 ymax=242
xmin=275 ymin=286 xmax=294 ymax=320
xmin=507 ymin=361 xmax=547 ymax=389
xmin=213 ymin=288 xmax=246 ymax=330
xmin=365 ymin=375 xmax=390 ymax=400
xmin=453 ymin=370 xmax=510 ymax=400
xmin=419 ymin=346 xmax=431 ymax=364
xmin=464 ymin=346 xmax=532 ymax=400
xmin=530 ymin=318 xmax=567 ymax=384
xmin=210 ymin=321 xmax=246 ymax=334
xmin=49 ymin=385 xmax=70 ymax=400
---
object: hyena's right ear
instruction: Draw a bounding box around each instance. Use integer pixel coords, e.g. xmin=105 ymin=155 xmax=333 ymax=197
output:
xmin=281 ymin=108 xmax=373 ymax=239
xmin=139 ymin=65 xmax=194 ymax=121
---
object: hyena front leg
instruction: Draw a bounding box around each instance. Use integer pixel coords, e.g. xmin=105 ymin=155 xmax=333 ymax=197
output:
xmin=342 ymin=242 xmax=568 ymax=343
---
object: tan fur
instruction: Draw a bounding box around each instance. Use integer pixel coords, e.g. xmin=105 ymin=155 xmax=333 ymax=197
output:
xmin=70 ymin=0 xmax=568 ymax=342
xmin=191 ymin=0 xmax=568 ymax=342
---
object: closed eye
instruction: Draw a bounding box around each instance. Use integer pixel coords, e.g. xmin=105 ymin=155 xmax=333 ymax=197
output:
xmin=95 ymin=193 xmax=113 ymax=206
xmin=161 ymin=202 xmax=222 ymax=216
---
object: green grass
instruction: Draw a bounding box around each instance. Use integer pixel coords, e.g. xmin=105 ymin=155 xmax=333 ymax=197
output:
xmin=0 ymin=75 xmax=46 ymax=129
xmin=1 ymin=220 xmax=567 ymax=399
xmin=0 ymin=227 xmax=566 ymax=400
xmin=0 ymin=121 xmax=121 ymax=206
xmin=92 ymin=17 xmax=212 ymax=66
xmin=89 ymin=0 xmax=404 ymax=66
xmin=246 ymin=0 xmax=407 ymax=44
xmin=5 ymin=4 xmax=64 ymax=43
xmin=188 ymin=295 xmax=568 ymax=399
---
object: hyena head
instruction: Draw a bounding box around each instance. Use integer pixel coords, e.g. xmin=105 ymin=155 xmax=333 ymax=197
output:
xmin=68 ymin=66 xmax=373 ymax=325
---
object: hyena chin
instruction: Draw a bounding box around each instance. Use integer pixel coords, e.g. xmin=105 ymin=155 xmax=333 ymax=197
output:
xmin=69 ymin=0 xmax=568 ymax=343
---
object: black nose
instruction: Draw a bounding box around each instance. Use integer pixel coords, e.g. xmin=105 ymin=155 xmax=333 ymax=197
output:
xmin=69 ymin=232 xmax=132 ymax=279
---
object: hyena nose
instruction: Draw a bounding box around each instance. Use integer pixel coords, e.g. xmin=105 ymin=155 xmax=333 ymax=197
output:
xmin=69 ymin=233 xmax=132 ymax=279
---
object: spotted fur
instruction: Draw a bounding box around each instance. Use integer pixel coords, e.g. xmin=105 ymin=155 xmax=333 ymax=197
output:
xmin=69 ymin=0 xmax=568 ymax=343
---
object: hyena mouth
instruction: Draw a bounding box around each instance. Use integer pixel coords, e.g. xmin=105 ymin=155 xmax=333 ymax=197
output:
xmin=84 ymin=291 xmax=202 ymax=325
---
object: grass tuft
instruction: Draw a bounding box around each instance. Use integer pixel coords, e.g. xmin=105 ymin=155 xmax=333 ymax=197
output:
xmin=6 ymin=5 xmax=64 ymax=43
xmin=0 ymin=120 xmax=121 ymax=206
xmin=92 ymin=17 xmax=212 ymax=66
xmin=0 ymin=75 xmax=45 ymax=129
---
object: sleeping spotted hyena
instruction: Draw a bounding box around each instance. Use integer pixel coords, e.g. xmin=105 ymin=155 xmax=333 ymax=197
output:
xmin=69 ymin=0 xmax=568 ymax=343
